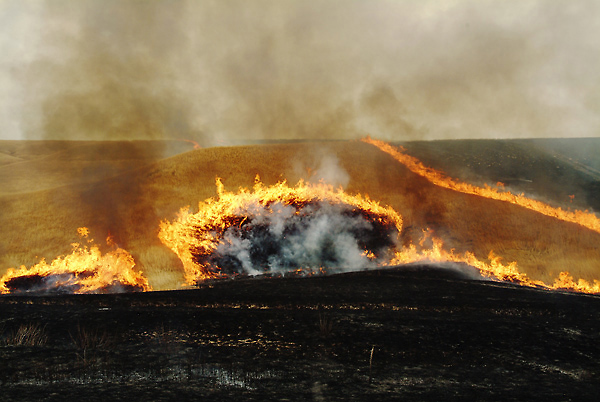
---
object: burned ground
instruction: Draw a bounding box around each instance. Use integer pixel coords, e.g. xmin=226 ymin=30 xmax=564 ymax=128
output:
xmin=1 ymin=267 xmax=599 ymax=401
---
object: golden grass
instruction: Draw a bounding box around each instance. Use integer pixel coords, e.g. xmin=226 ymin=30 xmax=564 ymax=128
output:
xmin=0 ymin=140 xmax=599 ymax=290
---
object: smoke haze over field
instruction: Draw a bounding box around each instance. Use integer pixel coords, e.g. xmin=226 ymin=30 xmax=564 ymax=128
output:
xmin=1 ymin=0 xmax=599 ymax=143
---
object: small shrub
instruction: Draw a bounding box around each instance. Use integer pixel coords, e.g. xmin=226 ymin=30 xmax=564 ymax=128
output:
xmin=70 ymin=324 xmax=114 ymax=369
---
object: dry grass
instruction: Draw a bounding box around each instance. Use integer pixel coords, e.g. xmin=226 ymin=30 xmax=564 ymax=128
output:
xmin=2 ymin=323 xmax=48 ymax=347
xmin=70 ymin=324 xmax=113 ymax=351
xmin=0 ymin=140 xmax=599 ymax=290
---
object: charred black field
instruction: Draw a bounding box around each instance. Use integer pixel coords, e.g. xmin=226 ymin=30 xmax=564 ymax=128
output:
xmin=2 ymin=267 xmax=600 ymax=401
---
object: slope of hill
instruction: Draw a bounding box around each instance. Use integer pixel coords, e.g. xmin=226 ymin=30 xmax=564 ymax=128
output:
xmin=2 ymin=267 xmax=599 ymax=400
xmin=1 ymin=139 xmax=599 ymax=291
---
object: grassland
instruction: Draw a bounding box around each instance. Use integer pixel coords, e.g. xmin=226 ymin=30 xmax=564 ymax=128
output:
xmin=1 ymin=139 xmax=599 ymax=290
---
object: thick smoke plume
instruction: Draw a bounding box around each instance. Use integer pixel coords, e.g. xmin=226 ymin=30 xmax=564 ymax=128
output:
xmin=1 ymin=0 xmax=599 ymax=142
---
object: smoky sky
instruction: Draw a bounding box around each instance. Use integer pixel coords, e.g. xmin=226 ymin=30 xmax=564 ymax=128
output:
xmin=1 ymin=0 xmax=599 ymax=143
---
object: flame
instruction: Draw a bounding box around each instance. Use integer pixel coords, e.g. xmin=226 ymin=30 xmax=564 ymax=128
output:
xmin=159 ymin=177 xmax=403 ymax=285
xmin=176 ymin=138 xmax=202 ymax=149
xmin=389 ymin=230 xmax=600 ymax=293
xmin=158 ymin=178 xmax=599 ymax=294
xmin=361 ymin=137 xmax=600 ymax=234
xmin=0 ymin=228 xmax=151 ymax=294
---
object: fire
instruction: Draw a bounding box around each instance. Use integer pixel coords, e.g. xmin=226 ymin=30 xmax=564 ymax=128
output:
xmin=361 ymin=137 xmax=600 ymax=234
xmin=158 ymin=177 xmax=600 ymax=294
xmin=0 ymin=228 xmax=151 ymax=294
xmin=159 ymin=177 xmax=404 ymax=284
xmin=176 ymin=138 xmax=202 ymax=149
xmin=361 ymin=137 xmax=600 ymax=294
xmin=390 ymin=231 xmax=600 ymax=293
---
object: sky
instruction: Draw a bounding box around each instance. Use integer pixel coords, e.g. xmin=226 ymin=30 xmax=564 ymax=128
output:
xmin=0 ymin=0 xmax=599 ymax=143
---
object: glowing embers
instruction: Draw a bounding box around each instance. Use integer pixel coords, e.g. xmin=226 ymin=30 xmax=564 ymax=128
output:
xmin=159 ymin=178 xmax=403 ymax=285
xmin=0 ymin=228 xmax=151 ymax=294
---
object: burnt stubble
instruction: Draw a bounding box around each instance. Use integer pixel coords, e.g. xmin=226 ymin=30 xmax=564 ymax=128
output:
xmin=1 ymin=267 xmax=599 ymax=401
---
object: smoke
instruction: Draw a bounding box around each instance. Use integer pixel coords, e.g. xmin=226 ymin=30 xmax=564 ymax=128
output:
xmin=195 ymin=200 xmax=400 ymax=277
xmin=293 ymin=148 xmax=350 ymax=188
xmin=1 ymin=0 xmax=599 ymax=142
xmin=2 ymin=272 xmax=144 ymax=295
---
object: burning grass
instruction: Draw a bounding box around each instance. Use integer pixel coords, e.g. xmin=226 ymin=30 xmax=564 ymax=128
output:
xmin=159 ymin=177 xmax=403 ymax=284
xmin=1 ymin=139 xmax=600 ymax=293
xmin=159 ymin=177 xmax=600 ymax=294
xmin=362 ymin=136 xmax=600 ymax=234
xmin=0 ymin=228 xmax=151 ymax=294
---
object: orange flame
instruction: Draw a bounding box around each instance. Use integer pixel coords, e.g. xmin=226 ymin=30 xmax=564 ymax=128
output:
xmin=0 ymin=228 xmax=151 ymax=294
xmin=390 ymin=230 xmax=600 ymax=293
xmin=361 ymin=137 xmax=600 ymax=234
xmin=176 ymin=138 xmax=202 ymax=150
xmin=158 ymin=178 xmax=599 ymax=294
xmin=159 ymin=177 xmax=404 ymax=285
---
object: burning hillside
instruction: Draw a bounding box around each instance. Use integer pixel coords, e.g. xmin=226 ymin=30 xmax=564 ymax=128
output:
xmin=0 ymin=228 xmax=151 ymax=294
xmin=362 ymin=137 xmax=600 ymax=234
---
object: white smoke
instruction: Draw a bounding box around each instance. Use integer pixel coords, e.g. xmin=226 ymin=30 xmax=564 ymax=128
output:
xmin=294 ymin=149 xmax=351 ymax=188
xmin=210 ymin=201 xmax=395 ymax=276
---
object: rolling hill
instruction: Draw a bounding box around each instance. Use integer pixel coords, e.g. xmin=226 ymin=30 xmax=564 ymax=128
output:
xmin=1 ymin=139 xmax=599 ymax=291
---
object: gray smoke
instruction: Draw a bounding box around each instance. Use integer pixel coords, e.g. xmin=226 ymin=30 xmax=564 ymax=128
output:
xmin=1 ymin=0 xmax=599 ymax=142
xmin=199 ymin=200 xmax=400 ymax=277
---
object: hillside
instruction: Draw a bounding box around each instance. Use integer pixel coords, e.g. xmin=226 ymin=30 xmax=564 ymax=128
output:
xmin=1 ymin=139 xmax=600 ymax=291
xmin=2 ymin=267 xmax=599 ymax=400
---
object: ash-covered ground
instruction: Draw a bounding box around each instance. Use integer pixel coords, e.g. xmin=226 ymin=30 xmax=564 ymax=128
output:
xmin=1 ymin=267 xmax=599 ymax=401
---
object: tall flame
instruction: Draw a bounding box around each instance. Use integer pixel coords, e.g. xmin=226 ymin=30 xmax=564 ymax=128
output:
xmin=361 ymin=137 xmax=600 ymax=234
xmin=0 ymin=228 xmax=151 ymax=294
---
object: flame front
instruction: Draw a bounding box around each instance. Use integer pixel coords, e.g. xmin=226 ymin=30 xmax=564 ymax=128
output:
xmin=361 ymin=137 xmax=600 ymax=293
xmin=362 ymin=137 xmax=600 ymax=234
xmin=0 ymin=228 xmax=151 ymax=294
xmin=159 ymin=177 xmax=600 ymax=294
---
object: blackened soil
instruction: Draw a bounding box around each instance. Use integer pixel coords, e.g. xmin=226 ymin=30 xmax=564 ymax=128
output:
xmin=1 ymin=267 xmax=600 ymax=401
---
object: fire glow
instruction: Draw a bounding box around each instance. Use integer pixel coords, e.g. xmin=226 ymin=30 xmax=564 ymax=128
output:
xmin=0 ymin=228 xmax=151 ymax=294
xmin=159 ymin=178 xmax=403 ymax=284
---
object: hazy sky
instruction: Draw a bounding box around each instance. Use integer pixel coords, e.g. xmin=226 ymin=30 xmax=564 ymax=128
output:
xmin=1 ymin=0 xmax=599 ymax=143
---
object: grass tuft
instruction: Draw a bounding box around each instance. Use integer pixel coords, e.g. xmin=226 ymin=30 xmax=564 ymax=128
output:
xmin=2 ymin=323 xmax=48 ymax=347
